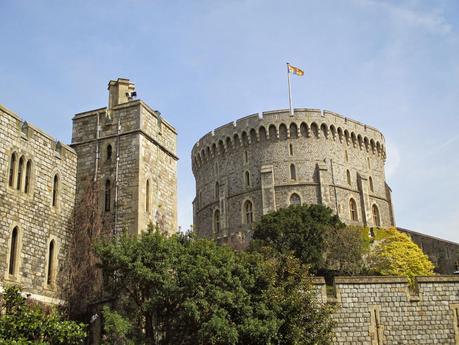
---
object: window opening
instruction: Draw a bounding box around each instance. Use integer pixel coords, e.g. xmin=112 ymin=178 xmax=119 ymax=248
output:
xmin=8 ymin=227 xmax=18 ymax=276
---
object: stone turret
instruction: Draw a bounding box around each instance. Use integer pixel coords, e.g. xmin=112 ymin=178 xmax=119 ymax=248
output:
xmin=107 ymin=78 xmax=136 ymax=109
xmin=72 ymin=78 xmax=178 ymax=235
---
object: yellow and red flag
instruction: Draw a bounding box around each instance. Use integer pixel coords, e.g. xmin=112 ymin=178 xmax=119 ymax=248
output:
xmin=288 ymin=64 xmax=304 ymax=76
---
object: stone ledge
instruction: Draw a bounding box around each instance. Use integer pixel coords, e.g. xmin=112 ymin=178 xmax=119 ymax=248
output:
xmin=310 ymin=277 xmax=326 ymax=285
xmin=416 ymin=275 xmax=459 ymax=283
xmin=334 ymin=276 xmax=408 ymax=284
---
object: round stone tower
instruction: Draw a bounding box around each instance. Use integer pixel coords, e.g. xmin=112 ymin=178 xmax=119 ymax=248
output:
xmin=192 ymin=108 xmax=395 ymax=247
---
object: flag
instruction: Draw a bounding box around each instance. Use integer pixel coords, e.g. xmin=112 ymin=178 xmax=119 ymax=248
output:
xmin=288 ymin=64 xmax=304 ymax=76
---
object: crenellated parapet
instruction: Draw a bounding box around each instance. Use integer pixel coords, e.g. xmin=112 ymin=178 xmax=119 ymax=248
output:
xmin=192 ymin=108 xmax=394 ymax=246
xmin=0 ymin=104 xmax=76 ymax=159
xmin=192 ymin=108 xmax=386 ymax=173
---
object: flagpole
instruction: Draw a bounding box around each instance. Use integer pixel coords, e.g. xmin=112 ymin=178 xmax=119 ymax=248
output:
xmin=287 ymin=63 xmax=293 ymax=116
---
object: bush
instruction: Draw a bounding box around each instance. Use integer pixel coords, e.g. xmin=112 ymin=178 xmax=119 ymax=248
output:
xmin=0 ymin=286 xmax=86 ymax=344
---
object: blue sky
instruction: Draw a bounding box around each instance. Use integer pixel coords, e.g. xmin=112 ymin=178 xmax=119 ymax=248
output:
xmin=1 ymin=0 xmax=458 ymax=242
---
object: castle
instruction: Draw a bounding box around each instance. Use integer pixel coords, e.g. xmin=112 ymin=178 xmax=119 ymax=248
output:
xmin=0 ymin=78 xmax=178 ymax=303
xmin=1 ymin=79 xmax=459 ymax=344
xmin=192 ymin=109 xmax=394 ymax=246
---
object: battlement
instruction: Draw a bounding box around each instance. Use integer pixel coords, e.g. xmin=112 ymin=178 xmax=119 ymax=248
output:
xmin=0 ymin=104 xmax=76 ymax=158
xmin=192 ymin=108 xmax=386 ymax=171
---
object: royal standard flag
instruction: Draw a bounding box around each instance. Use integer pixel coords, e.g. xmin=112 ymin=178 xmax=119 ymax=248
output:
xmin=288 ymin=64 xmax=304 ymax=76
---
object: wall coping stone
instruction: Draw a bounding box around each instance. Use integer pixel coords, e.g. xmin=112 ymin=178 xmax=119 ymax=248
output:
xmin=0 ymin=104 xmax=76 ymax=155
xmin=416 ymin=275 xmax=459 ymax=283
xmin=311 ymin=277 xmax=326 ymax=284
xmin=334 ymin=276 xmax=408 ymax=284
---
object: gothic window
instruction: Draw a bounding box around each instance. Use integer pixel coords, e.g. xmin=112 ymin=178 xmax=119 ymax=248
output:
xmin=52 ymin=174 xmax=59 ymax=207
xmin=8 ymin=227 xmax=19 ymax=276
xmin=213 ymin=209 xmax=221 ymax=236
xmin=349 ymin=198 xmax=358 ymax=221
xmin=47 ymin=240 xmax=56 ymax=286
xmin=215 ymin=182 xmax=219 ymax=200
xmin=245 ymin=171 xmax=250 ymax=187
xmin=346 ymin=169 xmax=351 ymax=185
xmin=372 ymin=204 xmax=381 ymax=227
xmin=290 ymin=164 xmax=297 ymax=180
xmin=146 ymin=180 xmax=150 ymax=213
xmin=244 ymin=200 xmax=253 ymax=225
xmin=106 ymin=144 xmax=113 ymax=161
xmin=24 ymin=160 xmax=32 ymax=194
xmin=104 ymin=179 xmax=111 ymax=212
xmin=369 ymin=176 xmax=374 ymax=192
xmin=17 ymin=156 xmax=24 ymax=190
xmin=290 ymin=193 xmax=301 ymax=205
xmin=8 ymin=153 xmax=16 ymax=187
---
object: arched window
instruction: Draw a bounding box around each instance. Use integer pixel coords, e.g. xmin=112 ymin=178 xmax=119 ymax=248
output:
xmin=107 ymin=144 xmax=113 ymax=161
xmin=52 ymin=174 xmax=59 ymax=207
xmin=8 ymin=153 xmax=16 ymax=187
xmin=290 ymin=164 xmax=297 ymax=180
xmin=213 ymin=209 xmax=221 ymax=236
xmin=346 ymin=169 xmax=351 ymax=185
xmin=369 ymin=176 xmax=374 ymax=192
xmin=349 ymin=198 xmax=358 ymax=221
xmin=244 ymin=200 xmax=253 ymax=225
xmin=104 ymin=179 xmax=111 ymax=212
xmin=24 ymin=160 xmax=32 ymax=194
xmin=372 ymin=204 xmax=381 ymax=227
xmin=290 ymin=193 xmax=301 ymax=205
xmin=215 ymin=182 xmax=220 ymax=200
xmin=47 ymin=240 xmax=55 ymax=286
xmin=146 ymin=180 xmax=150 ymax=213
xmin=8 ymin=227 xmax=19 ymax=276
xmin=245 ymin=171 xmax=250 ymax=187
xmin=17 ymin=156 xmax=24 ymax=190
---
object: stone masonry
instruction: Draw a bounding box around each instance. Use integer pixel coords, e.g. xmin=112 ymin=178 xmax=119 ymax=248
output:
xmin=192 ymin=109 xmax=395 ymax=245
xmin=71 ymin=79 xmax=178 ymax=235
xmin=0 ymin=104 xmax=77 ymax=304
xmin=0 ymin=78 xmax=178 ymax=303
xmin=311 ymin=275 xmax=459 ymax=345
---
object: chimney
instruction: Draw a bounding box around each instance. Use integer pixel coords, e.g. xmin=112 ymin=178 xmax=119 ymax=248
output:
xmin=107 ymin=78 xmax=136 ymax=109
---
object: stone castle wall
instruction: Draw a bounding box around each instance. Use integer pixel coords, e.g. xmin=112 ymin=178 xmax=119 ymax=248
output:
xmin=192 ymin=108 xmax=394 ymax=244
xmin=0 ymin=105 xmax=77 ymax=303
xmin=311 ymin=275 xmax=459 ymax=345
xmin=71 ymin=98 xmax=178 ymax=235
xmin=0 ymin=78 xmax=178 ymax=305
xmin=398 ymin=227 xmax=459 ymax=275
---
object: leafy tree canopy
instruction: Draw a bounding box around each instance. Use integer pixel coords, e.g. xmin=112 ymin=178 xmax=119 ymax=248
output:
xmin=95 ymin=226 xmax=334 ymax=345
xmin=0 ymin=286 xmax=86 ymax=345
xmin=252 ymin=204 xmax=345 ymax=273
xmin=367 ymin=227 xmax=434 ymax=284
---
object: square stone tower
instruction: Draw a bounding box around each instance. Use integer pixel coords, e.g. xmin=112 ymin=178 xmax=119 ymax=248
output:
xmin=71 ymin=78 xmax=178 ymax=235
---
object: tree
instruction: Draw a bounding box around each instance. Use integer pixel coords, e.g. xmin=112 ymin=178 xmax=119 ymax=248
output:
xmin=324 ymin=226 xmax=366 ymax=275
xmin=0 ymin=286 xmax=86 ymax=344
xmin=61 ymin=181 xmax=109 ymax=320
xmin=367 ymin=227 xmax=434 ymax=284
xmin=252 ymin=204 xmax=345 ymax=273
xmin=95 ymin=226 xmax=334 ymax=345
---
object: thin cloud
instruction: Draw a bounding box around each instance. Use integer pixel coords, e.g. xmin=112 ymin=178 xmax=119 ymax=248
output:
xmin=354 ymin=0 xmax=452 ymax=35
